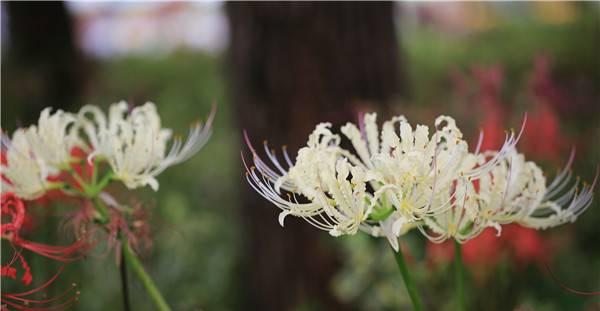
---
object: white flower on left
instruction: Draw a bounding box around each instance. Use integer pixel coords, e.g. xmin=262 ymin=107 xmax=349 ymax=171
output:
xmin=2 ymin=108 xmax=79 ymax=199
xmin=77 ymin=101 xmax=214 ymax=191
xmin=2 ymin=102 xmax=213 ymax=198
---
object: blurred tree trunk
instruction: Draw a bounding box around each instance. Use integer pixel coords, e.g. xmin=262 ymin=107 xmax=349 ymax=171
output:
xmin=227 ymin=2 xmax=404 ymax=310
xmin=2 ymin=1 xmax=82 ymax=127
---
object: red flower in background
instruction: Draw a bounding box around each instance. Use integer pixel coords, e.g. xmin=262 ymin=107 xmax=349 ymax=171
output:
xmin=469 ymin=58 xmax=567 ymax=163
xmin=426 ymin=240 xmax=454 ymax=266
xmin=1 ymin=266 xmax=80 ymax=311
xmin=1 ymin=249 xmax=32 ymax=287
xmin=529 ymin=55 xmax=568 ymax=114
xmin=428 ymin=59 xmax=568 ymax=271
xmin=1 ymin=193 xmax=89 ymax=262
xmin=502 ymin=225 xmax=549 ymax=265
xmin=427 ymin=225 xmax=550 ymax=270
xmin=1 ymin=193 xmax=84 ymax=310
xmin=472 ymin=65 xmax=508 ymax=152
xmin=1 ymin=193 xmax=88 ymax=283
xmin=520 ymin=55 xmax=566 ymax=163
xmin=519 ymin=104 xmax=564 ymax=163
xmin=462 ymin=228 xmax=503 ymax=266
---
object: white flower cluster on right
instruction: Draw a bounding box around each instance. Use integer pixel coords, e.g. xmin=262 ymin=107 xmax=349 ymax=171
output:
xmin=244 ymin=113 xmax=596 ymax=251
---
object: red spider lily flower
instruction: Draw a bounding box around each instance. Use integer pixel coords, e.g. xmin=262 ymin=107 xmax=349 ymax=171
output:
xmin=1 ymin=266 xmax=80 ymax=311
xmin=2 ymin=193 xmax=85 ymax=310
xmin=62 ymin=195 xmax=152 ymax=263
xmin=1 ymin=248 xmax=32 ymax=286
xmin=40 ymin=147 xmax=96 ymax=204
xmin=502 ymin=225 xmax=550 ymax=266
xmin=104 ymin=202 xmax=152 ymax=263
xmin=0 ymin=150 xmax=9 ymax=186
xmin=529 ymin=55 xmax=568 ymax=114
xmin=1 ymin=193 xmax=26 ymax=237
xmin=2 ymin=193 xmax=89 ymax=263
xmin=462 ymin=228 xmax=503 ymax=266
xmin=471 ymin=61 xmax=567 ymax=163
xmin=518 ymin=104 xmax=564 ymax=163
xmin=61 ymin=202 xmax=97 ymax=242
xmin=128 ymin=202 xmax=153 ymax=254
xmin=519 ymin=56 xmax=567 ymax=163
xmin=426 ymin=239 xmax=454 ymax=267
xmin=426 ymin=228 xmax=503 ymax=268
xmin=427 ymin=225 xmax=550 ymax=268
xmin=471 ymin=65 xmax=509 ymax=152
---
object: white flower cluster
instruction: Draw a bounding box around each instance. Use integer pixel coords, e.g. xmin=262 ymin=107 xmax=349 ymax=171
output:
xmin=1 ymin=108 xmax=79 ymax=199
xmin=2 ymin=102 xmax=214 ymax=199
xmin=245 ymin=113 xmax=596 ymax=251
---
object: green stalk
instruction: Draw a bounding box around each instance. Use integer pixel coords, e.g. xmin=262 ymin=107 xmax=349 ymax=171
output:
xmin=82 ymin=164 xmax=169 ymax=310
xmin=91 ymin=197 xmax=111 ymax=224
xmin=92 ymin=172 xmax=113 ymax=195
xmin=122 ymin=239 xmax=172 ymax=311
xmin=391 ymin=244 xmax=423 ymax=311
xmin=120 ymin=235 xmax=132 ymax=311
xmin=454 ymin=239 xmax=465 ymax=311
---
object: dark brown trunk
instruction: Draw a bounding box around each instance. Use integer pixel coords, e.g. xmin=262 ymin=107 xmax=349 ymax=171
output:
xmin=2 ymin=1 xmax=82 ymax=127
xmin=227 ymin=2 xmax=404 ymax=310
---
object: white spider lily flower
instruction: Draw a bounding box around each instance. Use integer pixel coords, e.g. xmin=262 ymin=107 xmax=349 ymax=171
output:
xmin=77 ymin=101 xmax=214 ymax=191
xmin=419 ymin=179 xmax=486 ymax=244
xmin=2 ymin=130 xmax=54 ymax=199
xmin=469 ymin=148 xmax=597 ymax=231
xmin=1 ymin=108 xmax=79 ymax=199
xmin=368 ymin=211 xmax=416 ymax=252
xmin=244 ymin=113 xmax=523 ymax=250
xmin=24 ymin=108 xmax=80 ymax=168
xmin=340 ymin=113 xmax=521 ymax=222
xmin=243 ymin=125 xmax=376 ymax=237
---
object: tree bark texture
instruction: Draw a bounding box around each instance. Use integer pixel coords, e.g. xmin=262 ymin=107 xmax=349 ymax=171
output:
xmin=227 ymin=2 xmax=404 ymax=310
xmin=2 ymin=1 xmax=82 ymax=127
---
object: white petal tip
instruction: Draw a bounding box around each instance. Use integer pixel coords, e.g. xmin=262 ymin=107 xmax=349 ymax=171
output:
xmin=278 ymin=211 xmax=291 ymax=227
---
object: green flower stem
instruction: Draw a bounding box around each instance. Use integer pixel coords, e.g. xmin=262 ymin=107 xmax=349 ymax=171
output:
xmin=454 ymin=239 xmax=465 ymax=311
xmin=85 ymin=170 xmax=114 ymax=224
xmin=92 ymin=172 xmax=113 ymax=195
xmin=392 ymin=244 xmax=423 ymax=311
xmin=77 ymin=162 xmax=169 ymax=310
xmin=91 ymin=197 xmax=111 ymax=225
xmin=122 ymin=238 xmax=172 ymax=311
xmin=120 ymin=238 xmax=132 ymax=311
xmin=71 ymin=172 xmax=93 ymax=193
xmin=91 ymin=159 xmax=98 ymax=185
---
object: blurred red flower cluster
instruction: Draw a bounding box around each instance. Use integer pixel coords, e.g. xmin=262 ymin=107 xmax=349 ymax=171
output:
xmin=428 ymin=56 xmax=574 ymax=275
xmin=472 ymin=55 xmax=568 ymax=163
xmin=427 ymin=225 xmax=550 ymax=268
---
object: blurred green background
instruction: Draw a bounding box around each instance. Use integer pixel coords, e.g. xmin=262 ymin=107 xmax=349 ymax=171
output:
xmin=1 ymin=2 xmax=599 ymax=310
